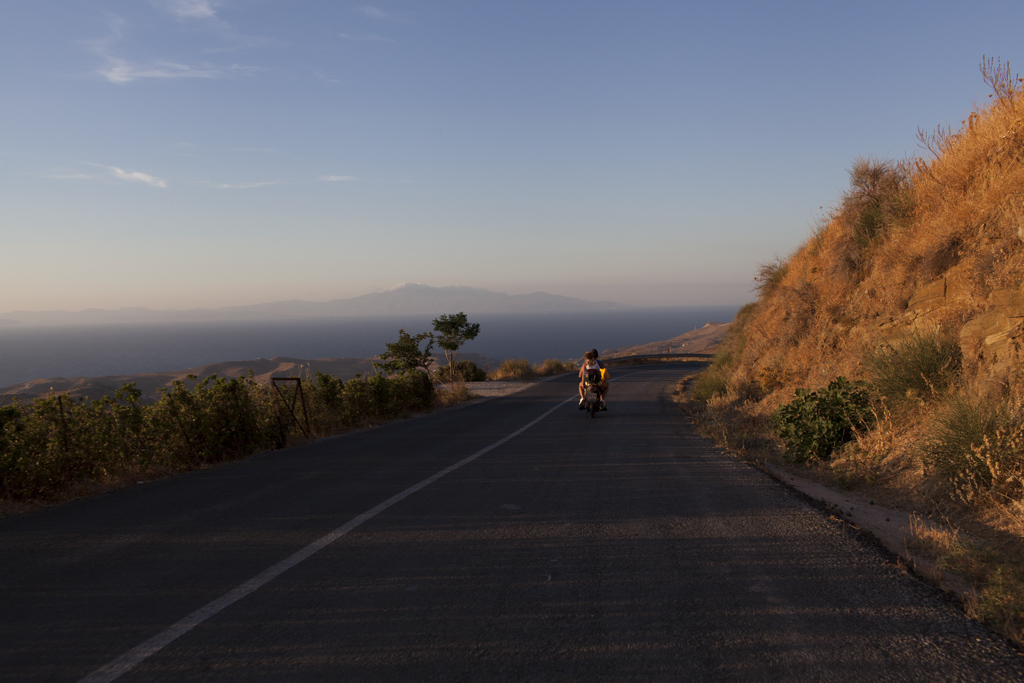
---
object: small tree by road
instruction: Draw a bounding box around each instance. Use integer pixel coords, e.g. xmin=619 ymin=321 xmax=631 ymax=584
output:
xmin=432 ymin=312 xmax=480 ymax=376
xmin=373 ymin=329 xmax=434 ymax=375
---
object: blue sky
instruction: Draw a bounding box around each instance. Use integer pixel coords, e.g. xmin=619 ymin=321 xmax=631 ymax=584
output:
xmin=3 ymin=1 xmax=1023 ymax=312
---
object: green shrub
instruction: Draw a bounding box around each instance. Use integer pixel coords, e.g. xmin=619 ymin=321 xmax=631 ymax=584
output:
xmin=689 ymin=336 xmax=745 ymax=405
xmin=690 ymin=301 xmax=756 ymax=404
xmin=308 ymin=370 xmax=435 ymax=432
xmin=690 ymin=367 xmax=728 ymax=404
xmin=925 ymin=393 xmax=1024 ymax=505
xmin=148 ymin=374 xmax=277 ymax=466
xmin=387 ymin=371 xmax=436 ymax=413
xmin=0 ymin=369 xmax=436 ymax=503
xmin=435 ymin=361 xmax=487 ymax=382
xmin=865 ymin=329 xmax=961 ymax=407
xmin=772 ymin=377 xmax=874 ymax=462
xmin=373 ymin=329 xmax=433 ymax=375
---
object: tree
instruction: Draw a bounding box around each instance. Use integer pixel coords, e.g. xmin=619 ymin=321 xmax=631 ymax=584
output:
xmin=431 ymin=312 xmax=480 ymax=376
xmin=373 ymin=329 xmax=434 ymax=375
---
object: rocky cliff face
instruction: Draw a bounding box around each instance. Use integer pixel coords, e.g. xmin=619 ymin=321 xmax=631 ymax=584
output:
xmin=960 ymin=287 xmax=1024 ymax=380
xmin=879 ymin=275 xmax=1024 ymax=383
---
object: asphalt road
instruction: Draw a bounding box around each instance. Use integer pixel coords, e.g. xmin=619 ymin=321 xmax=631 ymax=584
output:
xmin=1 ymin=365 xmax=1022 ymax=682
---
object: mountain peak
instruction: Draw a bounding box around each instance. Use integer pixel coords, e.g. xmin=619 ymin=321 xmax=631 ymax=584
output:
xmin=385 ymin=283 xmax=491 ymax=294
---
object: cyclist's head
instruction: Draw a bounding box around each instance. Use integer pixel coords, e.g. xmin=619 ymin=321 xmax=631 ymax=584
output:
xmin=584 ymin=351 xmax=593 ymax=362
xmin=590 ymin=348 xmax=599 ymax=359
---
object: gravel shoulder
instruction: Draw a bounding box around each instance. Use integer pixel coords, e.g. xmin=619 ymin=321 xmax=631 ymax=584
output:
xmin=464 ymin=380 xmax=541 ymax=399
xmin=761 ymin=462 xmax=978 ymax=598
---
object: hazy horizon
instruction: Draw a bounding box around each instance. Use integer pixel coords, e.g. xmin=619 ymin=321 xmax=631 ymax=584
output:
xmin=0 ymin=283 xmax=653 ymax=320
xmin=4 ymin=1 xmax=1023 ymax=313
xmin=0 ymin=305 xmax=740 ymax=387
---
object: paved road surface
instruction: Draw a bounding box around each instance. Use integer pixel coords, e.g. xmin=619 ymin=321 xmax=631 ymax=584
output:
xmin=1 ymin=365 xmax=1022 ymax=681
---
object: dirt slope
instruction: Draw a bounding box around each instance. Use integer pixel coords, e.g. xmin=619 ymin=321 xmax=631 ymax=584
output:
xmin=604 ymin=322 xmax=729 ymax=357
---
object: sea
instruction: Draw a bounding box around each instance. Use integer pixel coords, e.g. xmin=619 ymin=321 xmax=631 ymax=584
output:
xmin=0 ymin=306 xmax=739 ymax=388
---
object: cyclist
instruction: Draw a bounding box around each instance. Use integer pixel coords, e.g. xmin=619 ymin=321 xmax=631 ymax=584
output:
xmin=590 ymin=348 xmax=610 ymax=408
xmin=578 ymin=350 xmax=609 ymax=410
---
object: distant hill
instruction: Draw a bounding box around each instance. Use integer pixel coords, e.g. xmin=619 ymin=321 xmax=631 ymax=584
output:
xmin=0 ymin=284 xmax=630 ymax=326
xmin=0 ymin=358 xmax=371 ymax=404
xmin=602 ymin=322 xmax=729 ymax=358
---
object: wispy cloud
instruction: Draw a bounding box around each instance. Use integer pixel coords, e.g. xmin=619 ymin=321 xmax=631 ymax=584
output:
xmin=49 ymin=164 xmax=353 ymax=190
xmin=43 ymin=164 xmax=167 ymax=187
xmin=154 ymin=0 xmax=280 ymax=52
xmin=99 ymin=57 xmax=223 ymax=84
xmin=313 ymin=71 xmax=341 ymax=84
xmin=157 ymin=0 xmax=218 ymax=19
xmin=85 ymin=12 xmax=263 ymax=84
xmin=86 ymin=17 xmax=217 ymax=84
xmin=107 ymin=166 xmax=168 ymax=188
xmin=352 ymin=5 xmax=390 ymax=20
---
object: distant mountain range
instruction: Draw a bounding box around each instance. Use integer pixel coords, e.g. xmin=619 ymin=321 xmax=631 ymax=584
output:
xmin=0 ymin=285 xmax=631 ymax=326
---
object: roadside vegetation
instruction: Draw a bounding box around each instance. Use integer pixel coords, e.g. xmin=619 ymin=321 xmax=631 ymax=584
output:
xmin=1 ymin=311 xmax=486 ymax=512
xmin=429 ymin=357 xmax=576 ymax=403
xmin=682 ymin=58 xmax=1024 ymax=644
xmin=0 ymin=308 xmax=581 ymax=513
xmin=0 ymin=370 xmax=434 ymax=509
xmin=486 ymin=358 xmax=577 ymax=381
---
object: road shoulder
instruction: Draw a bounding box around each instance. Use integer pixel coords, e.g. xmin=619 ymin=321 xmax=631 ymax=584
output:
xmin=757 ymin=461 xmax=976 ymax=599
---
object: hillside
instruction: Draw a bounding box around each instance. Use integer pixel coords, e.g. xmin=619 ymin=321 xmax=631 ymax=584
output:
xmin=693 ymin=60 xmax=1024 ymax=640
xmin=603 ymin=322 xmax=729 ymax=357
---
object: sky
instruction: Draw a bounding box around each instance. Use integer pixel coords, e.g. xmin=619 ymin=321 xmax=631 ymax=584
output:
xmin=3 ymin=0 xmax=1024 ymax=313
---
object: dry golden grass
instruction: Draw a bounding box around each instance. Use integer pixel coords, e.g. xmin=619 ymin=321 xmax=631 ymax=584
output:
xmin=713 ymin=62 xmax=1024 ymax=437
xmin=690 ymin=60 xmax=1024 ymax=643
xmin=908 ymin=515 xmax=1024 ymax=646
xmin=435 ymin=382 xmax=474 ymax=407
xmin=488 ymin=358 xmax=537 ymax=380
xmin=730 ymin=69 xmax=1024 ymax=395
xmin=534 ymin=358 xmax=576 ymax=376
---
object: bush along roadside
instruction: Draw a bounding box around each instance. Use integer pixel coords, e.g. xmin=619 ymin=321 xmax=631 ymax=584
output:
xmin=0 ymin=370 xmax=436 ymax=506
xmin=771 ymin=377 xmax=875 ymax=462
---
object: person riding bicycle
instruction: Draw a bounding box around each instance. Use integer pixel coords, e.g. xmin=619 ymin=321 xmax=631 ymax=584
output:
xmin=590 ymin=348 xmax=610 ymax=407
xmin=578 ymin=349 xmax=609 ymax=410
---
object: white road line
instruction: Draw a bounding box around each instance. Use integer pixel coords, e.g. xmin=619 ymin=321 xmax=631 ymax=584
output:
xmin=79 ymin=395 xmax=576 ymax=683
